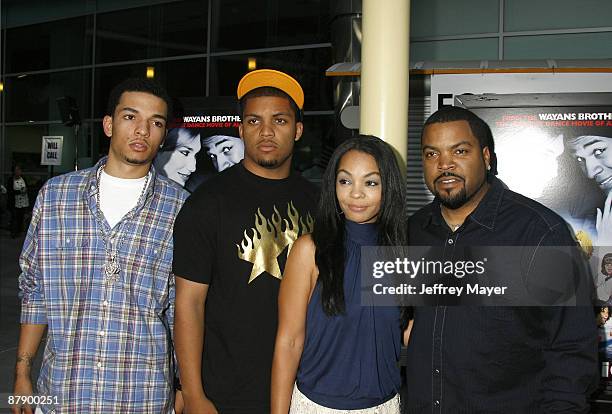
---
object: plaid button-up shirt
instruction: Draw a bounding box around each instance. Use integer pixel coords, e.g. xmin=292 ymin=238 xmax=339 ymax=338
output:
xmin=19 ymin=157 xmax=189 ymax=413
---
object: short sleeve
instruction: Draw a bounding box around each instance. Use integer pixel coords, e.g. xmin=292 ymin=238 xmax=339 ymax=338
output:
xmin=172 ymin=192 xmax=217 ymax=284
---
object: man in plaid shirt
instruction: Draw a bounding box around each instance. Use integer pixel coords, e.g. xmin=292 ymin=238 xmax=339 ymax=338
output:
xmin=12 ymin=78 xmax=188 ymax=414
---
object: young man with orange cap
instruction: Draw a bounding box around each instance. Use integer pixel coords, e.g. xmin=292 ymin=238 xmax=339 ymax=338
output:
xmin=173 ymin=69 xmax=318 ymax=414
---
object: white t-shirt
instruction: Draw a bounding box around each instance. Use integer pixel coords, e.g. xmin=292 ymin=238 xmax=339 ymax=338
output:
xmin=99 ymin=169 xmax=149 ymax=228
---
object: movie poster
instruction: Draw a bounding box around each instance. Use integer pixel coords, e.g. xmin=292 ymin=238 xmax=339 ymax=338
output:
xmin=463 ymin=103 xmax=612 ymax=304
xmin=153 ymin=97 xmax=244 ymax=192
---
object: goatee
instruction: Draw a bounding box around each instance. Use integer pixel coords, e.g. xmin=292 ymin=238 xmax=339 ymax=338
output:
xmin=124 ymin=156 xmax=150 ymax=166
xmin=434 ymin=176 xmax=488 ymax=210
xmin=435 ymin=187 xmax=468 ymax=210
xmin=434 ymin=172 xmax=468 ymax=209
xmin=256 ymin=158 xmax=279 ymax=169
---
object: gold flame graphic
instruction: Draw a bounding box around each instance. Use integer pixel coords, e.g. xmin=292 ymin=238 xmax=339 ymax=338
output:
xmin=237 ymin=202 xmax=314 ymax=283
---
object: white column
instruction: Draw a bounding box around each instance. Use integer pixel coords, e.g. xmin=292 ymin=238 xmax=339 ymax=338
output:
xmin=360 ymin=0 xmax=410 ymax=163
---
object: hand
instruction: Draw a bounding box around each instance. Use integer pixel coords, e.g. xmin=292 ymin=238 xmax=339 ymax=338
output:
xmin=11 ymin=376 xmax=34 ymax=414
xmin=174 ymin=390 xmax=184 ymax=414
xmin=183 ymin=394 xmax=218 ymax=414
xmin=596 ymin=192 xmax=612 ymax=246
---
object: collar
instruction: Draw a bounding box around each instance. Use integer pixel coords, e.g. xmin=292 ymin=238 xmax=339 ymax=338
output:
xmin=422 ymin=175 xmax=506 ymax=232
xmin=345 ymin=219 xmax=378 ymax=245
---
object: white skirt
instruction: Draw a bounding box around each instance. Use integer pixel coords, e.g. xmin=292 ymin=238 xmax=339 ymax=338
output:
xmin=289 ymin=384 xmax=400 ymax=414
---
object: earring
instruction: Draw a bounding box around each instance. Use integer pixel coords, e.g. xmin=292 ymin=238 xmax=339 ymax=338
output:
xmin=487 ymin=165 xmax=491 ymax=171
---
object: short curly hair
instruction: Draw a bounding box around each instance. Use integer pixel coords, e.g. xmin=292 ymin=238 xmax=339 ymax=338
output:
xmin=422 ymin=106 xmax=498 ymax=176
xmin=106 ymin=78 xmax=172 ymax=119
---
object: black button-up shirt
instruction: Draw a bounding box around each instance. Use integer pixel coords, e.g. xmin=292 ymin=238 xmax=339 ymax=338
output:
xmin=404 ymin=177 xmax=598 ymax=413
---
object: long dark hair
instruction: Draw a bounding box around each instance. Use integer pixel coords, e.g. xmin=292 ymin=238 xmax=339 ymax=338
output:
xmin=312 ymin=135 xmax=407 ymax=315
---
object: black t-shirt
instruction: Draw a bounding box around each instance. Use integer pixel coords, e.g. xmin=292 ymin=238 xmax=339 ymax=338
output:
xmin=173 ymin=162 xmax=318 ymax=412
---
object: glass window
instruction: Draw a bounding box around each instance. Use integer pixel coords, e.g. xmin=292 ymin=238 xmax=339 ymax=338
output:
xmin=505 ymin=0 xmax=612 ymax=32
xmin=3 ymin=125 xmax=52 ymax=193
xmin=96 ymin=0 xmax=208 ymax=63
xmin=93 ymin=58 xmax=207 ymax=118
xmin=504 ymin=32 xmax=612 ymax=59
xmin=2 ymin=122 xmax=95 ymax=200
xmin=45 ymin=122 xmax=95 ymax=173
xmin=293 ymin=114 xmax=334 ymax=182
xmin=4 ymin=70 xmax=91 ymax=123
xmin=210 ymin=0 xmax=330 ymax=52
xmin=410 ymin=38 xmax=498 ymax=61
xmin=92 ymin=121 xmax=112 ymax=165
xmin=5 ymin=16 xmax=93 ymax=73
xmin=209 ymin=48 xmax=333 ymax=111
xmin=2 ymin=0 xmax=93 ymax=29
xmin=96 ymin=0 xmax=175 ymax=13
xmin=411 ymin=0 xmax=499 ymax=38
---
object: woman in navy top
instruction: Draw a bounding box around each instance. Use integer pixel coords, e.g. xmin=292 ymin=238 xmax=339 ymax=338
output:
xmin=272 ymin=135 xmax=408 ymax=413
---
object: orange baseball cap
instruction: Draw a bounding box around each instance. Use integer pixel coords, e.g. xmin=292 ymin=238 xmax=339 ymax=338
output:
xmin=237 ymin=69 xmax=304 ymax=109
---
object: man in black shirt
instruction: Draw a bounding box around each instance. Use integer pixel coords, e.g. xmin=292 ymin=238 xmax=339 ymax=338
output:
xmin=404 ymin=106 xmax=597 ymax=413
xmin=173 ymin=70 xmax=318 ymax=413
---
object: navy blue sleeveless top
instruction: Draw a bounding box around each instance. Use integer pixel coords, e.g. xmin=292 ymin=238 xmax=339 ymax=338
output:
xmin=296 ymin=220 xmax=402 ymax=409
